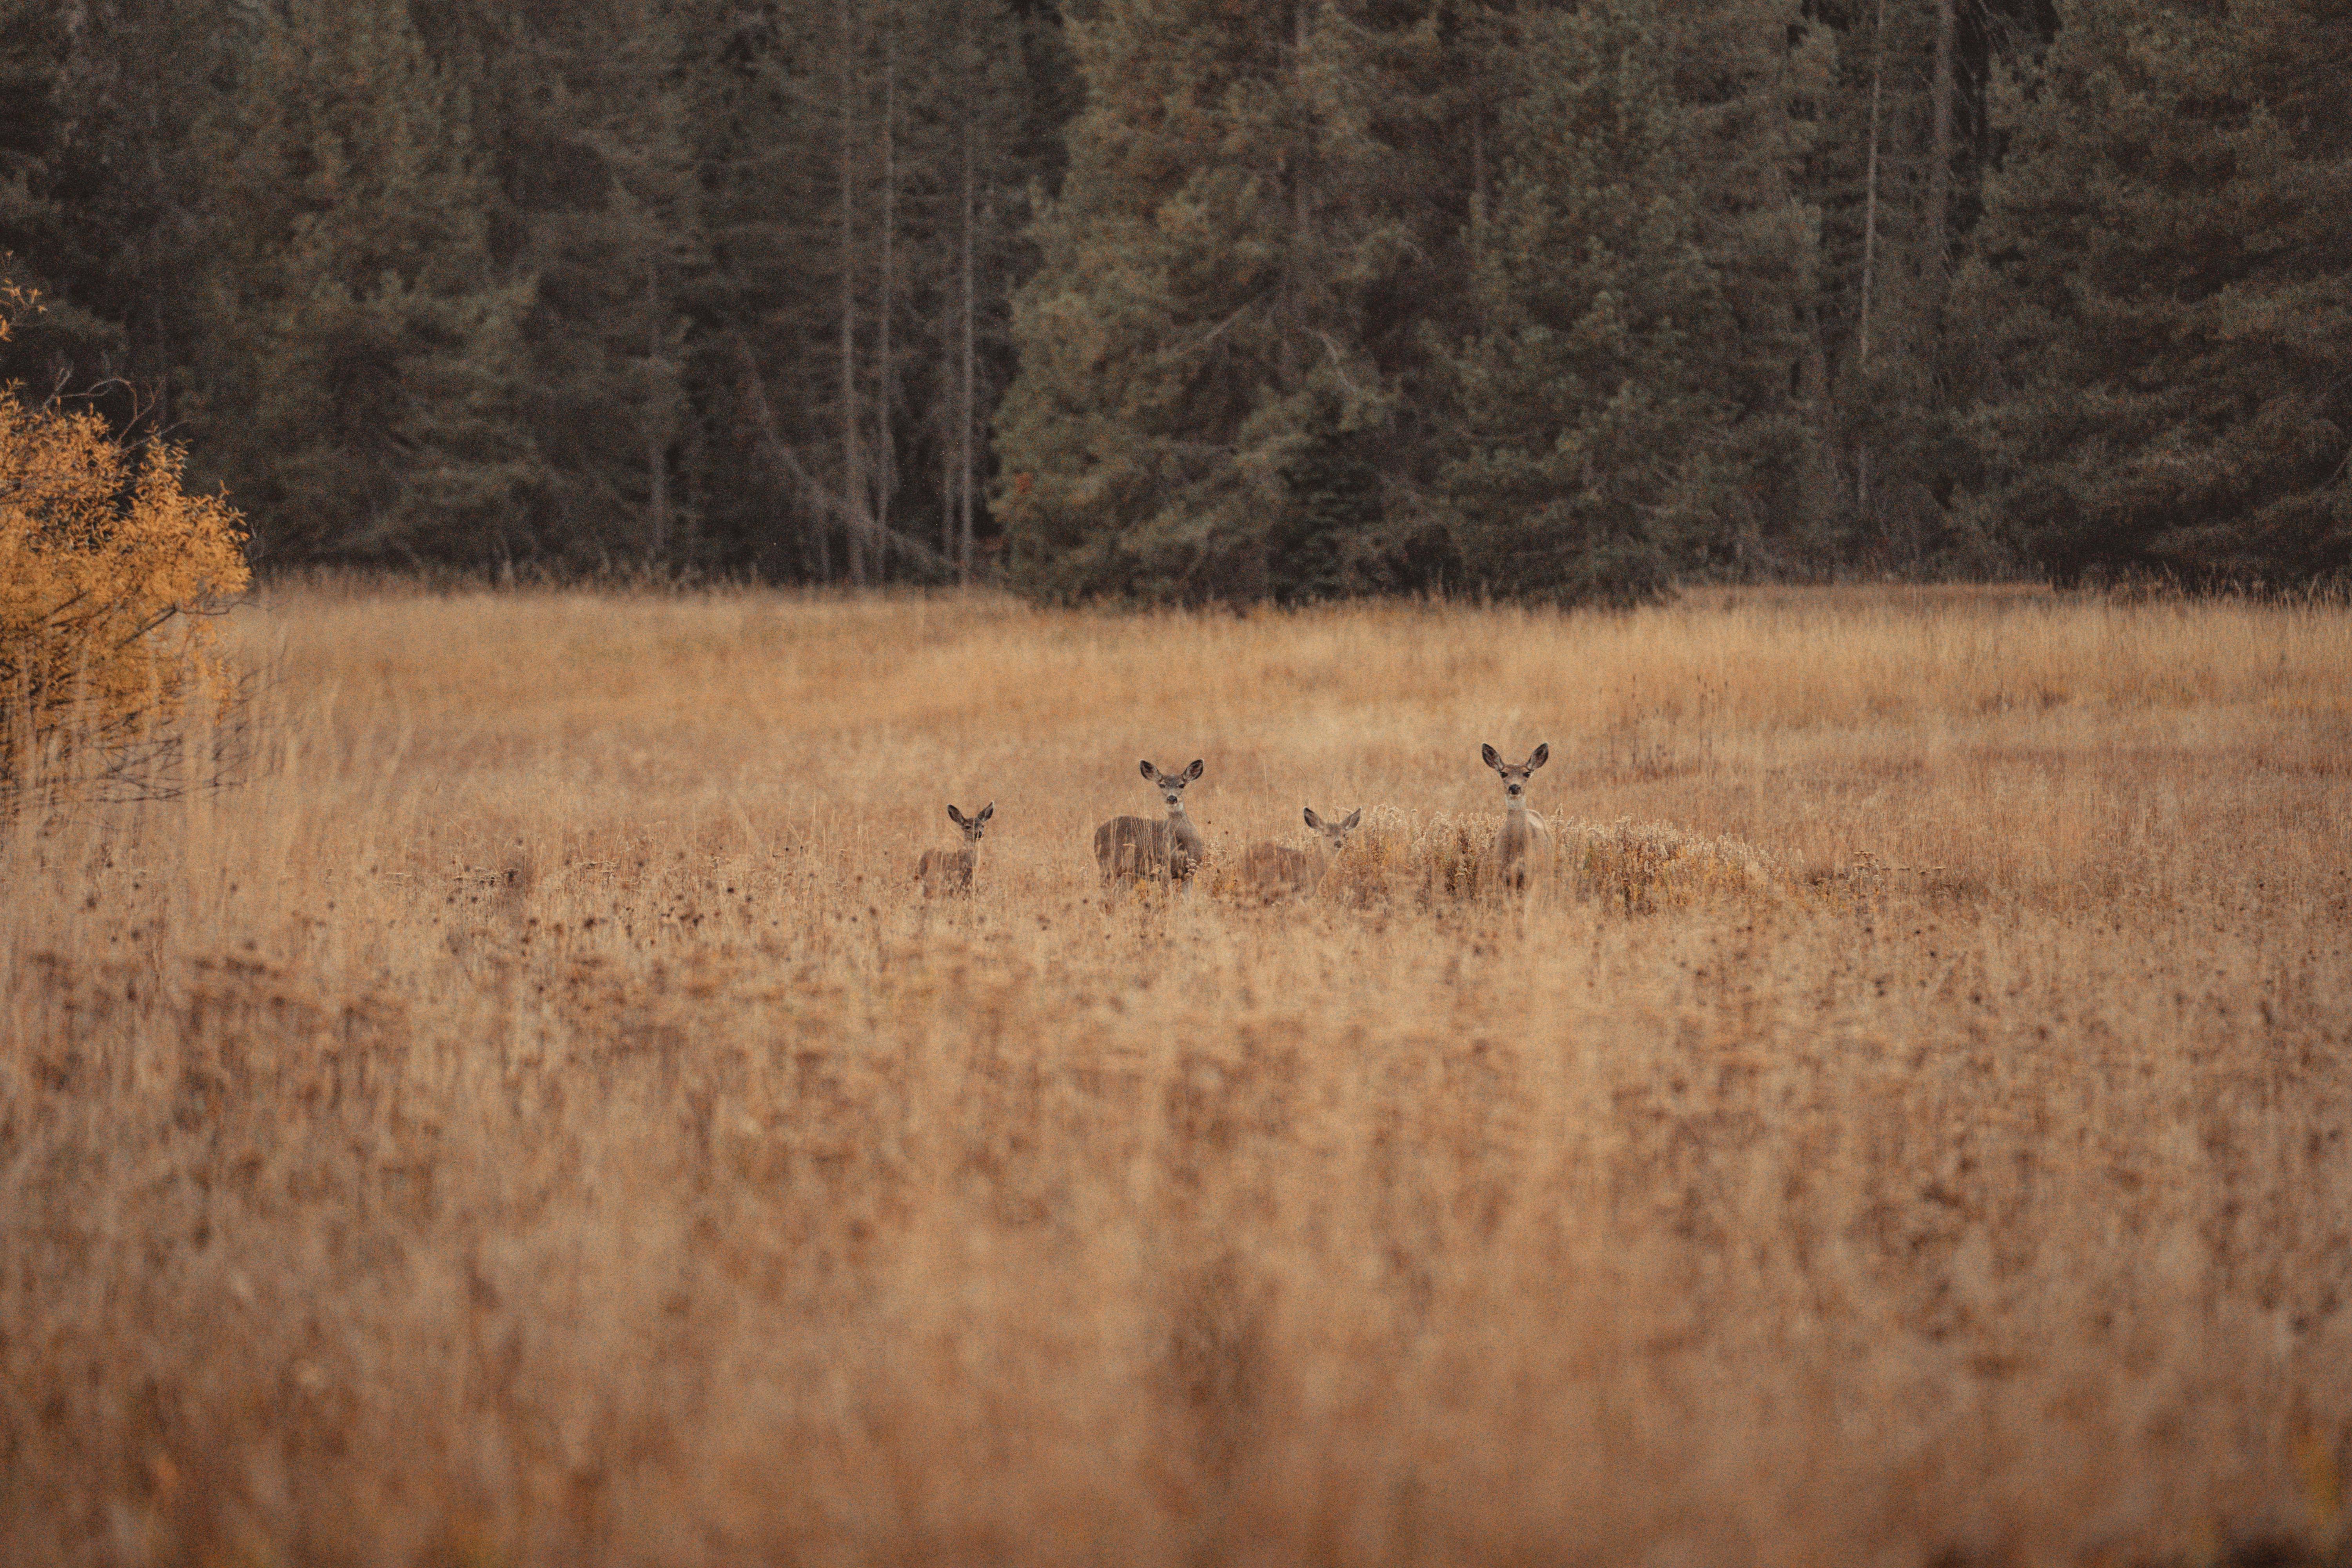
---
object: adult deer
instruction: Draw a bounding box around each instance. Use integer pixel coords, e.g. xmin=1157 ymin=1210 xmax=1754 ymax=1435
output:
xmin=1094 ymin=759 xmax=1204 ymax=885
xmin=1481 ymin=742 xmax=1550 ymax=890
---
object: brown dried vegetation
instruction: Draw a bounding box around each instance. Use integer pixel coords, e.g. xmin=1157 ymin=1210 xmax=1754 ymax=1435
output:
xmin=2 ymin=584 xmax=2348 ymax=1567
xmin=0 ymin=286 xmax=251 ymax=803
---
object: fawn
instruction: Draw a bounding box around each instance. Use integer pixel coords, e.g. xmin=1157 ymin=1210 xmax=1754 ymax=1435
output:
xmin=1094 ymin=759 xmax=1205 ymax=884
xmin=916 ymin=802 xmax=993 ymax=895
xmin=1238 ymin=807 xmax=1361 ymax=900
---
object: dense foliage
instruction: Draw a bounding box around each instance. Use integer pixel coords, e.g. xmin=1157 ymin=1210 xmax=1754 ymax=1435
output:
xmin=0 ymin=284 xmax=250 ymax=798
xmin=0 ymin=0 xmax=2341 ymax=597
xmin=1963 ymin=0 xmax=2352 ymax=585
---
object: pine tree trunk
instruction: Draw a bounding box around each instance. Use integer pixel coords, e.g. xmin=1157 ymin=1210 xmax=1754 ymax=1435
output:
xmin=137 ymin=25 xmax=178 ymax=434
xmin=1925 ymin=0 xmax=1958 ymax=304
xmin=1469 ymin=16 xmax=1492 ymax=258
xmin=1856 ymin=0 xmax=1886 ymax=375
xmin=147 ymin=294 xmax=171 ymax=436
xmin=1854 ymin=0 xmax=1887 ymax=526
xmin=875 ymin=12 xmax=898 ymax=577
xmin=1798 ymin=294 xmax=1837 ymax=568
xmin=1279 ymin=0 xmax=1310 ymax=388
xmin=957 ymin=0 xmax=977 ymax=586
xmin=837 ymin=0 xmax=863 ymax=586
xmin=1471 ymin=111 xmax=1486 ymax=239
xmin=647 ymin=261 xmax=670 ymax=560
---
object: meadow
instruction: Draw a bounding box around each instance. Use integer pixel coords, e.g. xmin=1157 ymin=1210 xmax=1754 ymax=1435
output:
xmin=3 ymin=583 xmax=2348 ymax=1568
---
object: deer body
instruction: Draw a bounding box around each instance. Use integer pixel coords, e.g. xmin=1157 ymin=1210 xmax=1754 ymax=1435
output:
xmin=1482 ymin=743 xmax=1551 ymax=890
xmin=1239 ymin=807 xmax=1360 ymax=900
xmin=916 ymin=802 xmax=993 ymax=895
xmin=1095 ymin=759 xmax=1204 ymax=884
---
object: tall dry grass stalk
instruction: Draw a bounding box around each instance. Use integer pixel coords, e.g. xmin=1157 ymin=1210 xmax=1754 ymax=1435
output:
xmin=3 ymin=584 xmax=2348 ymax=1567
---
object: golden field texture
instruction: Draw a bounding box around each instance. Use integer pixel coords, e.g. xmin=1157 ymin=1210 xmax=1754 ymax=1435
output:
xmin=4 ymin=584 xmax=2350 ymax=1568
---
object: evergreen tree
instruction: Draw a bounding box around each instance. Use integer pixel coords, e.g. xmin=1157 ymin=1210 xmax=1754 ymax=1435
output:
xmin=1776 ymin=0 xmax=2050 ymax=573
xmin=442 ymin=0 xmax=703 ymax=566
xmin=187 ymin=0 xmax=535 ymax=564
xmin=682 ymin=0 xmax=1062 ymax=583
xmin=1660 ymin=0 xmax=1830 ymax=576
xmin=1799 ymin=0 xmax=1942 ymax=566
xmin=1965 ymin=0 xmax=2352 ymax=584
xmin=0 ymin=0 xmax=232 ymax=425
xmin=4 ymin=0 xmax=2203 ymax=594
xmin=0 ymin=1 xmax=97 ymax=375
xmin=999 ymin=0 xmax=1821 ymax=604
xmin=1439 ymin=0 xmax=1740 ymax=603
xmin=994 ymin=0 xmax=1439 ymax=602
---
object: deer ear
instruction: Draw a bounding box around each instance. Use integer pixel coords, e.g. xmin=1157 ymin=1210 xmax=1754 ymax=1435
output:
xmin=1481 ymin=743 xmax=1502 ymax=770
xmin=978 ymin=802 xmax=994 ymax=822
xmin=947 ymin=804 xmax=967 ymax=827
xmin=1341 ymin=809 xmax=1362 ymax=830
xmin=1528 ymin=742 xmax=1550 ymax=770
xmin=1139 ymin=759 xmax=1156 ymax=780
xmin=1183 ymin=759 xmax=1203 ymax=780
xmin=1303 ymin=807 xmax=1322 ymax=830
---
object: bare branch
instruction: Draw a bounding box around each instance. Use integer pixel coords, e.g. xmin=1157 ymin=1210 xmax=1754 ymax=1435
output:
xmin=733 ymin=333 xmax=956 ymax=573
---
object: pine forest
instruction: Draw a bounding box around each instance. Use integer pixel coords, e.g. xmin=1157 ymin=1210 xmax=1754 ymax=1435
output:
xmin=2 ymin=0 xmax=2345 ymax=600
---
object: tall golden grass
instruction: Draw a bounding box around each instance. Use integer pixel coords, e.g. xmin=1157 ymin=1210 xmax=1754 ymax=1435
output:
xmin=3 ymin=584 xmax=2348 ymax=1567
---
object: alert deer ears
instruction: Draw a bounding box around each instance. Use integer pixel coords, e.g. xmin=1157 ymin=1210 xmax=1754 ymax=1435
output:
xmin=977 ymin=802 xmax=995 ymax=823
xmin=1181 ymin=759 xmax=1204 ymax=781
xmin=1340 ymin=809 xmax=1362 ymax=830
xmin=1303 ymin=807 xmax=1323 ymax=830
xmin=1139 ymin=759 xmax=1158 ymax=780
xmin=1481 ymin=743 xmax=1504 ymax=771
xmin=947 ymin=804 xmax=969 ymax=827
xmin=1528 ymin=743 xmax=1550 ymax=771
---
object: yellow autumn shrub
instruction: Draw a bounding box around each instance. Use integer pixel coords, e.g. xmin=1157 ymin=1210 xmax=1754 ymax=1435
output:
xmin=1 ymin=282 xmax=250 ymax=796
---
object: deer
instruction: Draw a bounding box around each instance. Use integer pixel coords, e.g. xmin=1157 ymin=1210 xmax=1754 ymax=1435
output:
xmin=1094 ymin=759 xmax=1205 ymax=886
xmin=1237 ymin=807 xmax=1361 ymax=900
xmin=915 ymin=802 xmax=993 ymax=895
xmin=1481 ymin=742 xmax=1551 ymax=890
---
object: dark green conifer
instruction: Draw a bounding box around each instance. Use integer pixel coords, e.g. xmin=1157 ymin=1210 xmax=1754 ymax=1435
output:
xmin=0 ymin=0 xmax=233 ymax=421
xmin=1439 ymin=0 xmax=1735 ymax=603
xmin=477 ymin=0 xmax=702 ymax=566
xmin=994 ymin=0 xmax=1436 ymax=602
xmin=1965 ymin=0 xmax=2352 ymax=584
xmin=190 ymin=0 xmax=535 ymax=563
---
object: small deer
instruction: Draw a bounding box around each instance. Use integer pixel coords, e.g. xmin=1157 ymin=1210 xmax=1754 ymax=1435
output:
xmin=1094 ymin=759 xmax=1205 ymax=885
xmin=1481 ymin=742 xmax=1551 ymax=889
xmin=1238 ymin=807 xmax=1361 ymax=900
xmin=915 ymin=801 xmax=993 ymax=895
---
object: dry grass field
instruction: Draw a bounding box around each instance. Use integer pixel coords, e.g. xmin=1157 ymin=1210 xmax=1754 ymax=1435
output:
xmin=4 ymin=583 xmax=2350 ymax=1568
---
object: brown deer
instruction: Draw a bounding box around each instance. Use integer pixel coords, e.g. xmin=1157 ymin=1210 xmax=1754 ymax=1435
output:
xmin=1238 ymin=807 xmax=1361 ymax=900
xmin=915 ymin=802 xmax=993 ymax=895
xmin=1481 ymin=742 xmax=1551 ymax=889
xmin=1094 ymin=759 xmax=1205 ymax=885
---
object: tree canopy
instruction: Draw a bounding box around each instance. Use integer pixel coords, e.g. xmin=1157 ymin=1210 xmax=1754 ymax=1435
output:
xmin=0 ymin=0 xmax=2339 ymax=597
